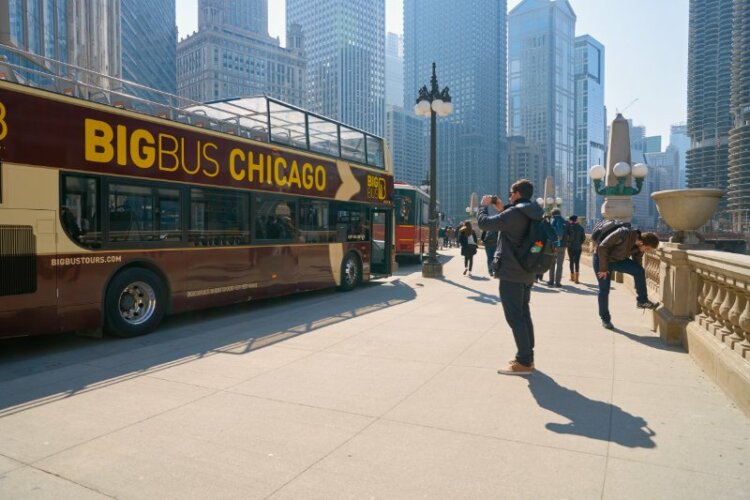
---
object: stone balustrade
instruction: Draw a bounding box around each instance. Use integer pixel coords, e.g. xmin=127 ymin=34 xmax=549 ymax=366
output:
xmin=582 ymin=236 xmax=750 ymax=416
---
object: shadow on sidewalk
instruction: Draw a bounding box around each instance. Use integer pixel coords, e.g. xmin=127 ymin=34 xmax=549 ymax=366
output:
xmin=528 ymin=371 xmax=656 ymax=449
xmin=0 ymin=280 xmax=417 ymax=415
xmin=612 ymin=326 xmax=681 ymax=352
xmin=440 ymin=277 xmax=499 ymax=304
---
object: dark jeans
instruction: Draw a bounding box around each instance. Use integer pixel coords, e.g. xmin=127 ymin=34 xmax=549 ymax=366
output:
xmin=499 ymin=280 xmax=534 ymax=366
xmin=464 ymin=255 xmax=474 ymax=271
xmin=593 ymin=254 xmax=648 ymax=322
xmin=568 ymin=248 xmax=582 ymax=273
xmin=548 ymin=247 xmax=566 ymax=284
xmin=485 ymin=246 xmax=496 ymax=274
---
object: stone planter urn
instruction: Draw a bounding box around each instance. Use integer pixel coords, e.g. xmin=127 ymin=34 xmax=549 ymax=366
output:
xmin=651 ymin=189 xmax=724 ymax=245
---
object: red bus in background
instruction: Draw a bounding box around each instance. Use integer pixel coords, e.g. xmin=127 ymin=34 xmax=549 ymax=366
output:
xmin=394 ymin=183 xmax=431 ymax=262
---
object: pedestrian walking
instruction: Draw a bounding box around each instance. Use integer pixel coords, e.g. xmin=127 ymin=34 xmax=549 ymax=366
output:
xmin=478 ymin=179 xmax=544 ymax=375
xmin=459 ymin=222 xmax=478 ymax=276
xmin=594 ymin=227 xmax=660 ymax=330
xmin=481 ymin=229 xmax=499 ymax=276
xmin=566 ymin=215 xmax=586 ymax=283
xmin=446 ymin=226 xmax=455 ymax=248
xmin=546 ymin=208 xmax=569 ymax=287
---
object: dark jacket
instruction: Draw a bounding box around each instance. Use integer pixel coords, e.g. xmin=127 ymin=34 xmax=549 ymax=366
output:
xmin=480 ymin=230 xmax=499 ymax=249
xmin=596 ymin=227 xmax=643 ymax=272
xmin=550 ymin=215 xmax=570 ymax=248
xmin=566 ymin=222 xmax=586 ymax=251
xmin=459 ymin=230 xmax=479 ymax=256
xmin=477 ymin=199 xmax=545 ymax=284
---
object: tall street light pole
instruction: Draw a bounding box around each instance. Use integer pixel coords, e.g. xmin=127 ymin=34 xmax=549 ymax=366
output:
xmin=414 ymin=62 xmax=453 ymax=278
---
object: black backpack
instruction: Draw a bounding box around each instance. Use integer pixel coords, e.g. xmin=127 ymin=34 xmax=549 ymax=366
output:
xmin=591 ymin=219 xmax=631 ymax=245
xmin=515 ymin=218 xmax=558 ymax=275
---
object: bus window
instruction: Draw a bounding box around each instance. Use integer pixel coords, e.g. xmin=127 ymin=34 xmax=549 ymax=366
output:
xmin=395 ymin=194 xmax=414 ymax=225
xmin=299 ymin=199 xmax=333 ymax=243
xmin=108 ymin=184 xmax=181 ymax=243
xmin=255 ymin=196 xmax=297 ymax=241
xmin=340 ymin=127 xmax=366 ymax=163
xmin=189 ymin=189 xmax=250 ymax=246
xmin=366 ymin=135 xmax=385 ymax=168
xmin=61 ymin=175 xmax=101 ymax=248
xmin=332 ymin=204 xmax=369 ymax=242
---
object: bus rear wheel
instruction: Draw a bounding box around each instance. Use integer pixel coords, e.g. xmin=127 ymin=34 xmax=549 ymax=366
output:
xmin=104 ymin=267 xmax=166 ymax=338
xmin=338 ymin=253 xmax=361 ymax=291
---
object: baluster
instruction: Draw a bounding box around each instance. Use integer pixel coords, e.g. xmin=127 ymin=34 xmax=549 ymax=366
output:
xmin=698 ymin=279 xmax=709 ymax=319
xmin=739 ymin=294 xmax=750 ymax=358
xmin=718 ymin=287 xmax=736 ymax=341
xmin=728 ymin=293 xmax=746 ymax=348
xmin=711 ymin=283 xmax=727 ymax=335
xmin=704 ymin=280 xmax=718 ymax=324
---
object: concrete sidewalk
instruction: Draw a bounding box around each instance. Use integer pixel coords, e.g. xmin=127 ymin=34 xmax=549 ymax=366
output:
xmin=1 ymin=248 xmax=749 ymax=499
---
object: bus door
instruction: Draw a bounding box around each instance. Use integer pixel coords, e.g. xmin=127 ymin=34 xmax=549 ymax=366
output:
xmin=0 ymin=209 xmax=58 ymax=335
xmin=370 ymin=208 xmax=392 ymax=276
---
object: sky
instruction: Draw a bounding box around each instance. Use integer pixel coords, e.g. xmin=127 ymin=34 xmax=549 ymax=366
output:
xmin=176 ymin=0 xmax=688 ymax=143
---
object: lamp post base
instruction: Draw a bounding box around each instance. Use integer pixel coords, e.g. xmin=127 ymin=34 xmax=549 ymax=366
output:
xmin=421 ymin=261 xmax=443 ymax=278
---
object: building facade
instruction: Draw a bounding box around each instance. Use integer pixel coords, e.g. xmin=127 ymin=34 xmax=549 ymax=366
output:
xmin=729 ymin=0 xmax=750 ymax=233
xmin=0 ymin=0 xmax=121 ymax=83
xmin=386 ymin=105 xmax=426 ymax=187
xmin=509 ymin=0 xmax=576 ymax=206
xmin=121 ymin=0 xmax=177 ymax=99
xmin=286 ymin=0 xmax=385 ymax=135
xmin=574 ymin=34 xmax=605 ymax=220
xmin=385 ymin=32 xmax=404 ymax=108
xmin=404 ymin=0 xmax=507 ymax=220
xmin=507 ymin=136 xmax=545 ymax=193
xmin=669 ymin=124 xmax=690 ymax=189
xmin=178 ymin=1 xmax=306 ymax=106
xmin=198 ymin=0 xmax=267 ymax=34
xmin=686 ymin=0 xmax=734 ymax=226
xmin=644 ymin=149 xmax=681 ymax=231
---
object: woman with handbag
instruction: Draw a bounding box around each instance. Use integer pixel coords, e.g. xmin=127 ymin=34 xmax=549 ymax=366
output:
xmin=459 ymin=221 xmax=479 ymax=276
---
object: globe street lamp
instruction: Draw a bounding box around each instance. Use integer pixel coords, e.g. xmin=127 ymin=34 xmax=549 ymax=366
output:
xmin=414 ymin=62 xmax=452 ymax=278
xmin=589 ymin=113 xmax=649 ymax=221
xmin=536 ymin=196 xmax=563 ymax=215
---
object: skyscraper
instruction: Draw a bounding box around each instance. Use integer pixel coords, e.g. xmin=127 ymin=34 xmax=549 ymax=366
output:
xmin=668 ymin=124 xmax=690 ymax=189
xmin=509 ymin=0 xmax=576 ymax=206
xmin=121 ymin=0 xmax=177 ymax=98
xmin=386 ymin=106 xmax=426 ymax=186
xmin=286 ymin=0 xmax=385 ymax=135
xmin=385 ymin=32 xmax=404 ymax=108
xmin=729 ymin=0 xmax=750 ymax=233
xmin=574 ymin=34 xmax=605 ymax=219
xmin=0 ymin=0 xmax=121 ymax=82
xmin=404 ymin=0 xmax=507 ymax=220
xmin=178 ymin=0 xmax=306 ymax=106
xmin=198 ymin=0 xmax=268 ymax=35
xmin=686 ymin=0 xmax=734 ymax=224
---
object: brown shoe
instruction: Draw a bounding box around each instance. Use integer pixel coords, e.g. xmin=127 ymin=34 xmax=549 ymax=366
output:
xmin=498 ymin=360 xmax=534 ymax=376
xmin=573 ymin=272 xmax=580 ymax=284
xmin=508 ymin=359 xmax=535 ymax=369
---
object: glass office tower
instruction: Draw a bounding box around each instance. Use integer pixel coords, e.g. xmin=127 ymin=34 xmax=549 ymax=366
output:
xmin=404 ymin=0 xmax=507 ymax=220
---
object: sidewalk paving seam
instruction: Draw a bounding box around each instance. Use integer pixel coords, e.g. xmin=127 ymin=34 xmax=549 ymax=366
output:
xmin=262 ymin=306 xmax=500 ymax=499
xmin=1 ymin=458 xmax=117 ymax=499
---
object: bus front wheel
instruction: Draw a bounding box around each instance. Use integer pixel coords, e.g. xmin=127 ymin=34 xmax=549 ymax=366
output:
xmin=338 ymin=253 xmax=361 ymax=291
xmin=104 ymin=267 xmax=166 ymax=338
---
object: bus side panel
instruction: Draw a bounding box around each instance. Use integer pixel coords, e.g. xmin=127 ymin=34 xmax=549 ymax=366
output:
xmin=0 ymin=255 xmax=58 ymax=337
xmin=55 ymin=250 xmax=192 ymax=333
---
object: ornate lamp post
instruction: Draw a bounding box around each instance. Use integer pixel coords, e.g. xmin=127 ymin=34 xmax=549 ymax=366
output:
xmin=414 ymin=62 xmax=453 ymax=278
xmin=588 ymin=113 xmax=649 ymax=221
xmin=536 ymin=176 xmax=563 ymax=215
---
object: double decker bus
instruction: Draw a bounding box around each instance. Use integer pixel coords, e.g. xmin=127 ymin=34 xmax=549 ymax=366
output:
xmin=0 ymin=45 xmax=393 ymax=339
xmin=394 ymin=183 xmax=431 ymax=262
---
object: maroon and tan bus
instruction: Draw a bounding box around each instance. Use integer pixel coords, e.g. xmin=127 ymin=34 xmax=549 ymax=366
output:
xmin=394 ymin=183 xmax=430 ymax=262
xmin=0 ymin=53 xmax=394 ymax=339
